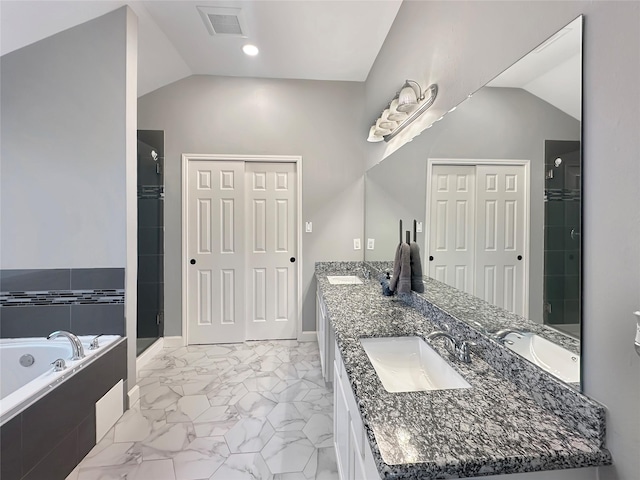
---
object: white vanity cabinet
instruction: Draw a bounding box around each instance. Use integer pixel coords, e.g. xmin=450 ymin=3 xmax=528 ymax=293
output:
xmin=334 ymin=341 xmax=380 ymax=480
xmin=316 ymin=285 xmax=334 ymax=383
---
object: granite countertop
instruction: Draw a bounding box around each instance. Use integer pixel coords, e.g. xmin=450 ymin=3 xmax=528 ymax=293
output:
xmin=316 ymin=265 xmax=611 ymax=479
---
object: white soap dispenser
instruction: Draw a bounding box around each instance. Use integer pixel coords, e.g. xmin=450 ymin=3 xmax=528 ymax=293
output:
xmin=634 ymin=311 xmax=640 ymax=357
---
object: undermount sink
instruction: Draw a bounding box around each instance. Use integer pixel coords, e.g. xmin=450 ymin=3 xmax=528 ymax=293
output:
xmin=360 ymin=336 xmax=471 ymax=392
xmin=502 ymin=332 xmax=580 ymax=383
xmin=327 ymin=275 xmax=363 ymax=285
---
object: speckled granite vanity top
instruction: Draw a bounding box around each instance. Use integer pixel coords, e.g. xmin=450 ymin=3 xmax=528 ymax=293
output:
xmin=316 ymin=262 xmax=611 ymax=478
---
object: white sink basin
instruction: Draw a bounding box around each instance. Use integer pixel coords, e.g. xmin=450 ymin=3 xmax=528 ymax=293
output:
xmin=360 ymin=336 xmax=471 ymax=392
xmin=327 ymin=275 xmax=363 ymax=285
xmin=503 ymin=332 xmax=580 ymax=383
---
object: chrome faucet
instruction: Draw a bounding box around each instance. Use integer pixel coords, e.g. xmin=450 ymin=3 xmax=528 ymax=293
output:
xmin=494 ymin=328 xmax=528 ymax=342
xmin=426 ymin=330 xmax=475 ymax=363
xmin=47 ymin=330 xmax=85 ymax=360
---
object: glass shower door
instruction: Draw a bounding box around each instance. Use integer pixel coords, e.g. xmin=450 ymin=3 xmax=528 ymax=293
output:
xmin=137 ymin=130 xmax=165 ymax=355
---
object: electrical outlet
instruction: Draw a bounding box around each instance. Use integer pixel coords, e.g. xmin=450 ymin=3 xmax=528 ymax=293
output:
xmin=416 ymin=222 xmax=423 ymax=233
xmin=353 ymin=238 xmax=361 ymax=250
xmin=367 ymin=238 xmax=375 ymax=250
xmin=305 ymin=222 xmax=312 ymax=233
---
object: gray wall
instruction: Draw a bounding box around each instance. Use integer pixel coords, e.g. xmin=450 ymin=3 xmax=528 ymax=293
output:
xmin=0 ymin=6 xmax=138 ymax=391
xmin=137 ymin=75 xmax=366 ymax=336
xmin=365 ymin=87 xmax=580 ymax=324
xmin=1 ymin=8 xmax=129 ymax=270
xmin=364 ymin=2 xmax=640 ymax=479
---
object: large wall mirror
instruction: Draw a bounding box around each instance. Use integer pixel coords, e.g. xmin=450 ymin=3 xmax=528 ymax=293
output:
xmin=364 ymin=17 xmax=583 ymax=387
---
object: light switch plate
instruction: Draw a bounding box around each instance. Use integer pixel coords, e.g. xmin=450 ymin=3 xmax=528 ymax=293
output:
xmin=367 ymin=238 xmax=375 ymax=250
xmin=353 ymin=238 xmax=361 ymax=250
xmin=416 ymin=222 xmax=423 ymax=233
xmin=305 ymin=222 xmax=312 ymax=233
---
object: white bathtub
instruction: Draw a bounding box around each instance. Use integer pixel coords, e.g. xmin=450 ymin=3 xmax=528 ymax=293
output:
xmin=0 ymin=335 xmax=122 ymax=426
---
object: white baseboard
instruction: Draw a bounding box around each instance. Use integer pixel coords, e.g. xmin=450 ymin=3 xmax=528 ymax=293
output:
xmin=127 ymin=384 xmax=140 ymax=407
xmin=163 ymin=336 xmax=185 ymax=348
xmin=298 ymin=331 xmax=317 ymax=343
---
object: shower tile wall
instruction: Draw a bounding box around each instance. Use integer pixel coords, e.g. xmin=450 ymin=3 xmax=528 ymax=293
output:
xmin=0 ymin=268 xmax=125 ymax=338
xmin=544 ymin=140 xmax=581 ymax=328
xmin=137 ymin=131 xmax=164 ymax=355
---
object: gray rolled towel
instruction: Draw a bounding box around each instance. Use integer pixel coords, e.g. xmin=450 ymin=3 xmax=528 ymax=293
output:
xmin=390 ymin=243 xmax=411 ymax=294
xmin=410 ymin=241 xmax=425 ymax=293
xmin=389 ymin=243 xmax=402 ymax=292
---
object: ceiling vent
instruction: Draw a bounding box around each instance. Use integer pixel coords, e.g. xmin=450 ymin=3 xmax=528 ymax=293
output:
xmin=197 ymin=6 xmax=248 ymax=38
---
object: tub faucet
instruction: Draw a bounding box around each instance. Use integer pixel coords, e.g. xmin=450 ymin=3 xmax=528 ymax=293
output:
xmin=426 ymin=330 xmax=475 ymax=363
xmin=47 ymin=330 xmax=85 ymax=360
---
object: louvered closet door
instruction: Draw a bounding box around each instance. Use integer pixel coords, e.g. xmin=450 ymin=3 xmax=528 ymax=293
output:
xmin=475 ymin=165 xmax=526 ymax=316
xmin=187 ymin=161 xmax=245 ymax=344
xmin=245 ymin=163 xmax=297 ymax=340
xmin=428 ymin=165 xmax=476 ymax=295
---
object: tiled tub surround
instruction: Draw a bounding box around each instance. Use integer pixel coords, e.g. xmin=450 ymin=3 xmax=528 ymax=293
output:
xmin=0 ymin=335 xmax=124 ymax=425
xmin=0 ymin=268 xmax=125 ymax=338
xmin=316 ymin=262 xmax=610 ymax=478
xmin=0 ymin=338 xmax=127 ymax=480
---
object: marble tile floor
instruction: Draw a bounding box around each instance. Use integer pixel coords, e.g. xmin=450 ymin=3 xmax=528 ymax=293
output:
xmin=67 ymin=340 xmax=339 ymax=480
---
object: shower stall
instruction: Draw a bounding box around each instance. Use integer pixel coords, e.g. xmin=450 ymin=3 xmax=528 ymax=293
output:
xmin=137 ymin=130 xmax=165 ymax=355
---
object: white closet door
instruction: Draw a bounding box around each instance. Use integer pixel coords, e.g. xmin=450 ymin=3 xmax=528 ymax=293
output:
xmin=475 ymin=165 xmax=526 ymax=316
xmin=186 ymin=161 xmax=245 ymax=344
xmin=245 ymin=163 xmax=297 ymax=340
xmin=428 ymin=165 xmax=476 ymax=294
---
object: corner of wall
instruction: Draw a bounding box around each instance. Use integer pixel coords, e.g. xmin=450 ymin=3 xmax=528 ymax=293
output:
xmin=125 ymin=5 xmax=139 ymax=393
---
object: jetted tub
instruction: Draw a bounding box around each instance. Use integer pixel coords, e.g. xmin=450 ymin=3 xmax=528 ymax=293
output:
xmin=0 ymin=334 xmax=122 ymax=426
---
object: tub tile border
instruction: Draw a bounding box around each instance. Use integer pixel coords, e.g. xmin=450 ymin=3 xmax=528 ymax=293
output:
xmin=0 ymin=289 xmax=125 ymax=307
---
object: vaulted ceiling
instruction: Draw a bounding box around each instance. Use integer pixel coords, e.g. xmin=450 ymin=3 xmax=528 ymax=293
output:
xmin=1 ymin=0 xmax=403 ymax=96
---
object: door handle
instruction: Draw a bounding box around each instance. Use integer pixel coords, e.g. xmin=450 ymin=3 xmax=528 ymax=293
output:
xmin=290 ymin=257 xmax=296 ymax=263
xmin=190 ymin=259 xmax=196 ymax=265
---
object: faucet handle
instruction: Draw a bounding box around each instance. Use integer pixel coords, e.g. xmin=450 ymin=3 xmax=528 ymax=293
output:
xmin=457 ymin=341 xmax=477 ymax=363
xmin=51 ymin=358 xmax=67 ymax=372
xmin=89 ymin=334 xmax=103 ymax=350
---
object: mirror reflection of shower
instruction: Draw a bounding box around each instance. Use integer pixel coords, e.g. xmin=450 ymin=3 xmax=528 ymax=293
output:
xmin=543 ymin=140 xmax=581 ymax=339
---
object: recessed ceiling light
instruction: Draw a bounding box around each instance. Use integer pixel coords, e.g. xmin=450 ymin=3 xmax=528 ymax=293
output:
xmin=242 ymin=44 xmax=259 ymax=56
